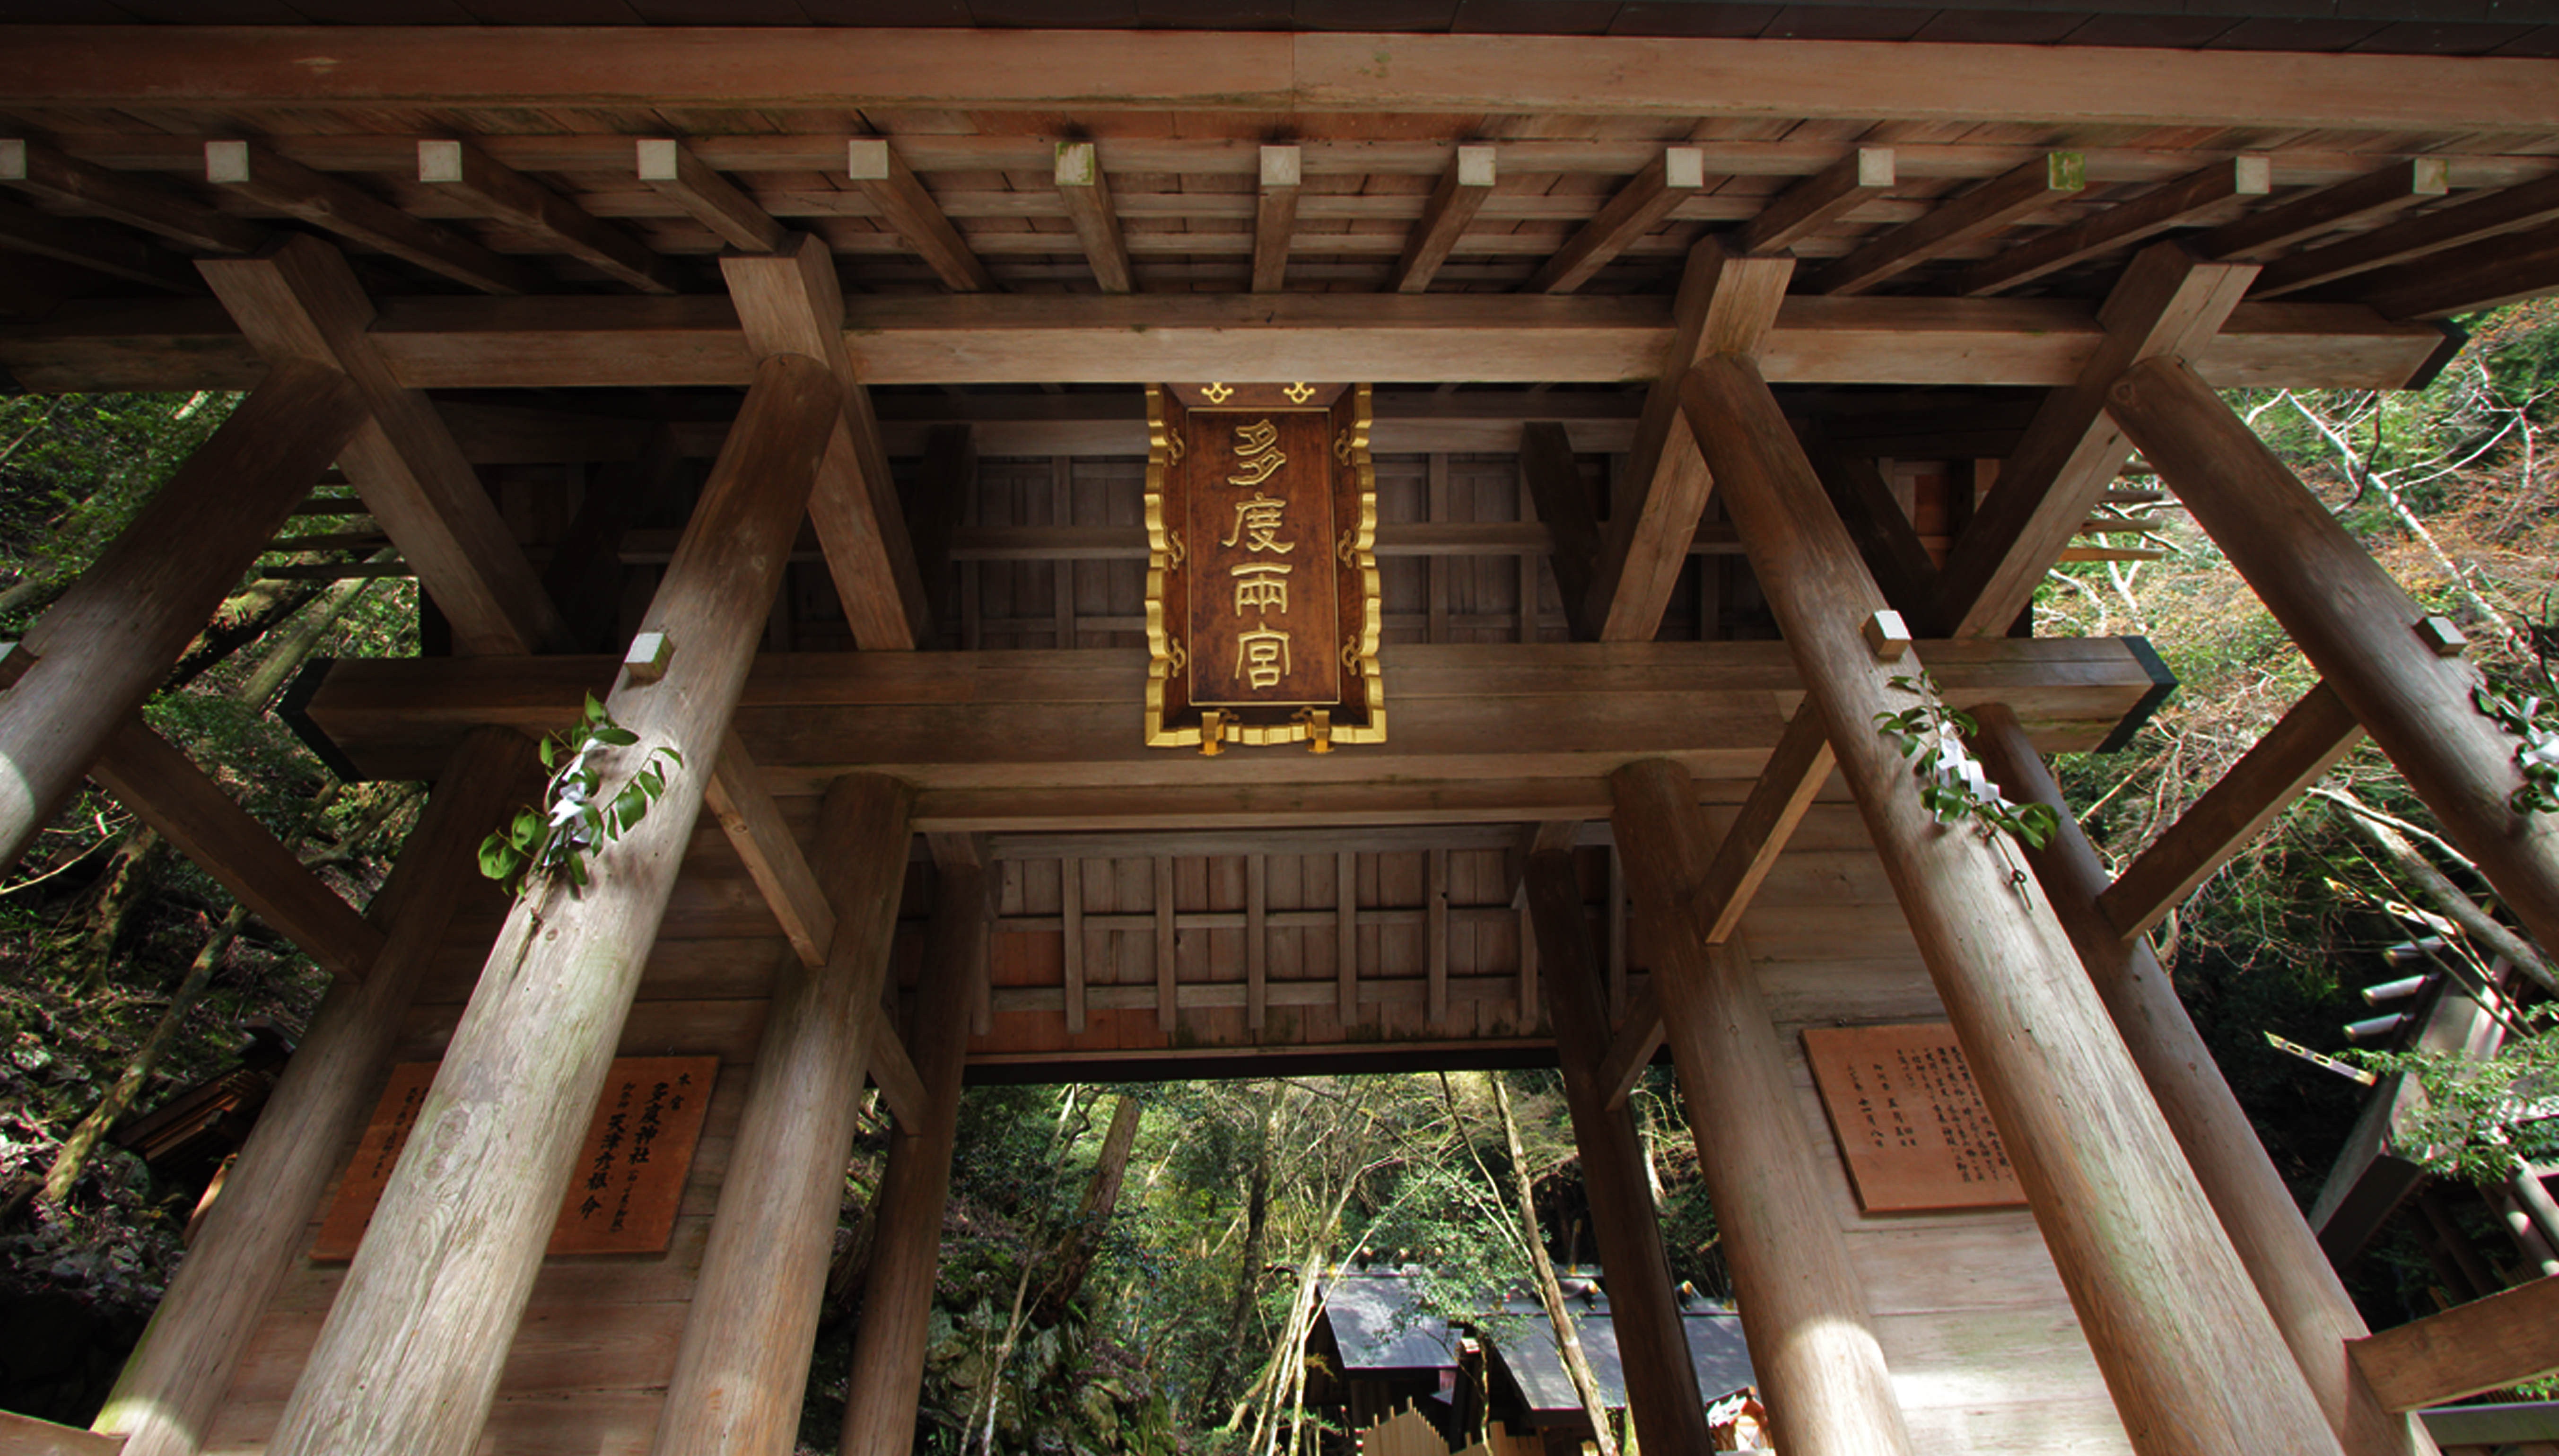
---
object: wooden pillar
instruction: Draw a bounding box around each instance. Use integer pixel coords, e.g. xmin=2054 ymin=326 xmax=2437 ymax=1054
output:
xmin=1681 ymin=351 xmax=2345 ymax=1456
xmin=0 ymin=358 xmax=364 ymax=872
xmin=1607 ymin=763 xmax=1912 ymax=1456
xmin=838 ymin=849 xmax=986 ymax=1456
xmin=1523 ymin=847 xmax=1715 ymax=1456
xmin=262 ymin=353 xmax=840 ymax=1456
xmin=95 ymin=727 xmax=536 ymax=1456
xmin=650 ymin=772 xmax=915 ymax=1456
xmin=1971 ymin=706 xmax=2438 ymax=1456
xmin=2108 ymin=354 xmax=2559 ymax=959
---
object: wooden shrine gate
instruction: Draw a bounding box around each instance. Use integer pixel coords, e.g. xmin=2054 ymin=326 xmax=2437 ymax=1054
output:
xmin=4 ymin=10 xmax=2559 ymax=1456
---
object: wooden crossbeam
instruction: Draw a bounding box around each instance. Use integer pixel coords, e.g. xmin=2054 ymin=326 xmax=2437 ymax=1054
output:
xmin=0 ymin=136 xmax=266 ymax=255
xmin=1956 ymin=156 xmax=2271 ymax=297
xmin=1935 ymin=243 xmax=2256 ymax=637
xmin=2352 ymin=1273 xmax=2559 ymax=1411
xmin=2354 ymin=222 xmax=2559 ymax=321
xmin=1585 ymin=237 xmax=1793 ymax=641
xmin=1730 ymin=146 xmax=1893 ymax=258
xmin=1597 ymin=711 xmax=1834 ymax=1111
xmin=1801 ymin=153 xmax=2083 ymax=296
xmin=1524 ymin=146 xmax=1703 ymax=295
xmin=1806 ymin=440 xmax=1940 ymax=627
xmin=1517 ymin=421 xmax=1601 ymax=640
xmin=418 ymin=139 xmax=679 ymax=295
xmin=205 ymin=140 xmax=545 ymax=296
xmin=722 ymin=234 xmax=931 ymax=650
xmin=1392 ymin=144 xmax=1495 ymax=295
xmin=1054 ymin=141 xmax=1132 ymax=295
xmin=704 ymin=730 xmax=836 ymax=968
xmin=865 ymin=1018 xmax=927 ymax=1131
xmin=1254 ymin=144 xmax=1300 ymax=295
xmin=200 ymin=235 xmax=571 ymax=656
xmin=2196 ymin=158 xmax=2449 ymax=262
xmin=638 ymin=138 xmax=784 ymax=256
xmin=0 ymin=193 xmax=202 ymax=292
xmin=2255 ymin=167 xmax=2559 ymax=297
xmin=847 ymin=138 xmax=993 ymax=294
xmin=2099 ymin=680 xmax=2363 ymax=942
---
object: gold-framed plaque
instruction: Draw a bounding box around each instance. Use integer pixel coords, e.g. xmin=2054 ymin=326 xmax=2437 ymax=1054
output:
xmin=1144 ymin=382 xmax=1384 ymax=752
xmin=1801 ymin=1023 xmax=2026 ymax=1213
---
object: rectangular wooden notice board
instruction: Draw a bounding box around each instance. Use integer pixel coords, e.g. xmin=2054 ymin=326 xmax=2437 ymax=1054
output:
xmin=314 ymin=1055 xmax=716 ymax=1260
xmin=1801 ymin=1023 xmax=2026 ymax=1213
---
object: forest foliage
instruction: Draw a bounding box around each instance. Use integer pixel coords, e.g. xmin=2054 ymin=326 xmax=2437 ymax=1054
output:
xmin=0 ymin=299 xmax=2553 ymax=1445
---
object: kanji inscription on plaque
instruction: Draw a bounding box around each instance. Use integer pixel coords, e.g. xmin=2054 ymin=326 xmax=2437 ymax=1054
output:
xmin=314 ymin=1055 xmax=716 ymax=1260
xmin=1801 ymin=1023 xmax=2025 ymax=1213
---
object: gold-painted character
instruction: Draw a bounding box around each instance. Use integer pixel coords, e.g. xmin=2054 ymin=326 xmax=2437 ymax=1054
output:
xmin=1220 ymin=492 xmax=1296 ymax=554
xmin=1237 ymin=629 xmax=1291 ymax=689
xmin=1230 ymin=562 xmax=1292 ymax=616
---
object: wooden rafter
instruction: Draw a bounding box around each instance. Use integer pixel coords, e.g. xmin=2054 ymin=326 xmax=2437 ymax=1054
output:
xmin=2254 ymin=167 xmax=2559 ymax=297
xmin=1054 ymin=141 xmax=1132 ymax=295
xmin=637 ymin=138 xmax=784 ymax=256
xmin=2194 ymin=158 xmax=2448 ymax=263
xmin=847 ymin=138 xmax=992 ymax=294
xmin=2354 ymin=222 xmax=2559 ymax=321
xmin=0 ymin=136 xmax=266 ymax=255
xmin=1584 ymin=237 xmax=1793 ymax=642
xmin=1956 ymin=156 xmax=2271 ymax=297
xmin=1523 ymin=146 xmax=1702 ymax=295
xmin=1801 ymin=153 xmax=2083 ymax=296
xmin=1253 ymin=144 xmax=1299 ymax=295
xmin=1392 ymin=144 xmax=1494 ymax=295
xmin=1729 ymin=146 xmax=1894 ymax=258
xmin=704 ymin=730 xmax=836 ymax=969
xmin=417 ymin=139 xmax=681 ymax=295
xmin=2097 ymin=680 xmax=2363 ymax=942
xmin=205 ymin=140 xmax=545 ymax=297
xmin=0 ymin=194 xmax=202 ymax=292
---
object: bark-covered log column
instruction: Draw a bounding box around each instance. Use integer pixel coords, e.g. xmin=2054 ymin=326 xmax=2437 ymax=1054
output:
xmin=263 ymin=353 xmax=842 ymax=1456
xmin=1606 ymin=767 xmax=1913 ymax=1456
xmin=2109 ymin=353 xmax=2559 ymax=960
xmin=1971 ymin=705 xmax=2437 ymax=1456
xmin=651 ymin=772 xmax=915 ymax=1456
xmin=1524 ymin=847 xmax=1716 ymax=1456
xmin=1682 ymin=352 xmax=2344 ymax=1456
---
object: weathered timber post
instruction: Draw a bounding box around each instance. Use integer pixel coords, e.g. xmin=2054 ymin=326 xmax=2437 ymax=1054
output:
xmin=94 ymin=727 xmax=535 ymax=1456
xmin=1970 ymin=705 xmax=2437 ymax=1456
xmin=2108 ymin=354 xmax=2559 ymax=958
xmin=262 ymin=353 xmax=841 ymax=1456
xmin=651 ymin=772 xmax=916 ymax=1456
xmin=1680 ymin=351 xmax=2345 ymax=1456
xmin=0 ymin=359 xmax=365 ymax=872
xmin=1523 ymin=847 xmax=1716 ymax=1456
xmin=838 ymin=850 xmax=987 ymax=1456
xmin=1607 ymin=762 xmax=1914 ymax=1456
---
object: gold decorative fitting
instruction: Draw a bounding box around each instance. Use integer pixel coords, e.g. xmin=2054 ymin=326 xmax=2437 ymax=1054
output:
xmin=1167 ymin=636 xmax=1188 ymax=674
xmin=1198 ymin=709 xmax=1226 ymax=756
xmin=1341 ymin=636 xmax=1360 ymax=671
xmin=1299 ymin=708 xmax=1334 ymax=753
xmin=1333 ymin=429 xmax=1354 ymax=465
xmin=1202 ymin=382 xmax=1233 ymax=403
xmin=1284 ymin=382 xmax=1315 ymax=403
xmin=1336 ymin=527 xmax=1356 ymax=568
xmin=1167 ymin=528 xmax=1187 ymax=570
xmin=1166 ymin=428 xmax=1187 ymax=463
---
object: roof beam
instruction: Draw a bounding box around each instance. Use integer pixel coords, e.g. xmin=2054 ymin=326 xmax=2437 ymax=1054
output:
xmin=2352 ymin=1273 xmax=2559 ymax=1412
xmin=417 ymin=138 xmax=680 ymax=295
xmin=1801 ymin=152 xmax=2083 ymax=296
xmin=205 ymin=140 xmax=545 ymax=296
xmin=2351 ymin=223 xmax=2559 ymax=320
xmin=200 ymin=235 xmax=570 ymax=655
xmin=1805 ymin=439 xmax=1940 ymax=628
xmin=1524 ymin=146 xmax=1702 ymax=296
xmin=722 ymin=233 xmax=930 ymax=649
xmin=0 ymin=136 xmax=266 ymax=255
xmin=1253 ymin=144 xmax=1299 ymax=295
xmin=1054 ymin=140 xmax=1132 ymax=295
xmin=1729 ymin=146 xmax=1893 ymax=258
xmin=637 ymin=137 xmax=784 ymax=256
xmin=2194 ymin=158 xmax=2449 ymax=262
xmin=2254 ymin=167 xmax=2559 ymax=298
xmin=1584 ymin=237 xmax=1793 ymax=641
xmin=847 ymin=137 xmax=993 ymax=293
xmin=1392 ymin=144 xmax=1494 ymax=295
xmin=1935 ymin=243 xmax=2257 ymax=637
xmin=0 ymin=194 xmax=203 ymax=292
xmin=704 ymin=729 xmax=835 ymax=968
xmin=1957 ymin=156 xmax=2270 ymax=297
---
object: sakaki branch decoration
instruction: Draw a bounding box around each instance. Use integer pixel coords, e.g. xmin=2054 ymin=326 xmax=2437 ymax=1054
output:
xmin=476 ymin=693 xmax=684 ymax=899
xmin=1873 ymin=672 xmax=2061 ymax=853
xmin=2475 ymin=684 xmax=2559 ymax=815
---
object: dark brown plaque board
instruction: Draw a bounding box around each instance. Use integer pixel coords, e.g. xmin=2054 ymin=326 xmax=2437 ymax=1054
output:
xmin=1801 ymin=1023 xmax=2026 ymax=1213
xmin=314 ymin=1055 xmax=716 ymax=1260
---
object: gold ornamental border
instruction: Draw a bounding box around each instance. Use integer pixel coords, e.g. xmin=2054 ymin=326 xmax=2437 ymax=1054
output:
xmin=1144 ymin=383 xmax=1386 ymax=750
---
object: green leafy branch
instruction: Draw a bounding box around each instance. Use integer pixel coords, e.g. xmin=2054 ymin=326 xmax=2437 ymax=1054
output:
xmin=2350 ymin=1003 xmax=2559 ymax=1185
xmin=1873 ymin=672 xmax=2061 ymax=852
xmin=2476 ymin=684 xmax=2559 ymax=815
xmin=476 ymin=693 xmax=683 ymax=899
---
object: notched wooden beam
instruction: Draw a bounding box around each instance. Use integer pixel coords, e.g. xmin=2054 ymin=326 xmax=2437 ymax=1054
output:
xmin=1957 ymin=156 xmax=2270 ymax=298
xmin=1801 ymin=152 xmax=2083 ymax=297
xmin=206 ymin=140 xmax=546 ymax=297
xmin=2196 ymin=157 xmax=2448 ymax=263
xmin=1254 ymin=144 xmax=1300 ymax=296
xmin=2255 ymin=167 xmax=2559 ymax=298
xmin=848 ymin=137 xmax=994 ymax=294
xmin=0 ymin=193 xmax=203 ymax=293
xmin=1392 ymin=143 xmax=1495 ymax=295
xmin=0 ymin=136 xmax=267 ymax=255
xmin=1525 ymin=145 xmax=1703 ymax=296
xmin=1731 ymin=146 xmax=1893 ymax=258
xmin=418 ymin=139 xmax=681 ymax=295
xmin=638 ymin=138 xmax=784 ymax=256
xmin=1054 ymin=140 xmax=1132 ymax=295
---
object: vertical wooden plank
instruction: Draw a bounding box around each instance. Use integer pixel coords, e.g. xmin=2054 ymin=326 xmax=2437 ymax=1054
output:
xmin=1052 ymin=455 xmax=1076 ymax=650
xmin=1337 ymin=849 xmax=1359 ymax=1026
xmin=1248 ymin=852 xmax=1268 ymax=1033
xmin=1154 ymin=855 xmax=1177 ymax=1035
xmin=1427 ymin=847 xmax=1450 ymax=1029
xmin=1063 ymin=856 xmax=1086 ymax=1035
xmin=1517 ymin=456 xmax=1542 ymax=643
xmin=1428 ymin=453 xmax=1450 ymax=644
xmin=1518 ymin=894 xmax=1538 ymax=1022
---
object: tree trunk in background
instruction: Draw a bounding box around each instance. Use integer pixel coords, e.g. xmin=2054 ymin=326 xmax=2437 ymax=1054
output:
xmin=1202 ymin=1092 xmax=1277 ymax=1408
xmin=1036 ymin=1093 xmax=1143 ymax=1325
xmin=1491 ymin=1072 xmax=1619 ymax=1456
xmin=74 ymin=828 xmax=167 ymax=990
xmin=235 ymin=562 xmax=387 ymax=712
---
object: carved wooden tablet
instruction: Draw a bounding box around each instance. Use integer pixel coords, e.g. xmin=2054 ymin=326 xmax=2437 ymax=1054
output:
xmin=1802 ymin=1023 xmax=2025 ymax=1213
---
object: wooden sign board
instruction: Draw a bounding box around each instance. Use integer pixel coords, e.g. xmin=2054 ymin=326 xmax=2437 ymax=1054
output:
xmin=1801 ymin=1023 xmax=2026 ymax=1213
xmin=1144 ymin=382 xmax=1384 ymax=751
xmin=314 ymin=1056 xmax=716 ymax=1260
